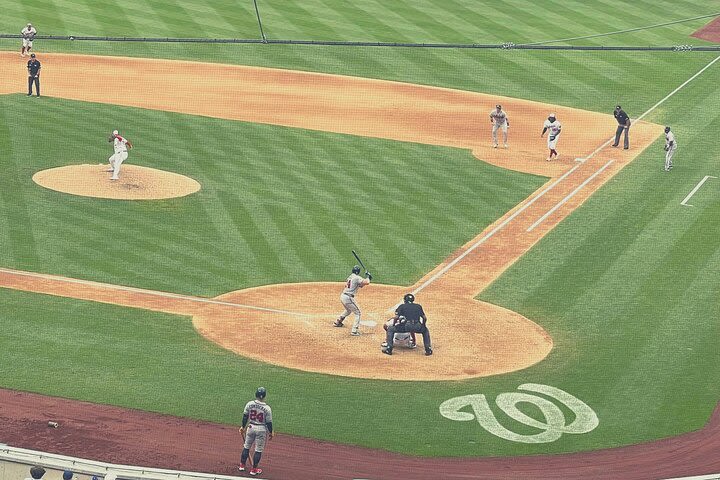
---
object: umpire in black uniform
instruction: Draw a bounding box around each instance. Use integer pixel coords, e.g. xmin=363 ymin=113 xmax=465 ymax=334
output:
xmin=27 ymin=53 xmax=41 ymax=97
xmin=382 ymin=293 xmax=432 ymax=356
xmin=612 ymin=105 xmax=630 ymax=149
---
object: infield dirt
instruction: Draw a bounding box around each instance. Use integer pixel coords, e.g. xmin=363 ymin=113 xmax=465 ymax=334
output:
xmin=0 ymin=51 xmax=662 ymax=380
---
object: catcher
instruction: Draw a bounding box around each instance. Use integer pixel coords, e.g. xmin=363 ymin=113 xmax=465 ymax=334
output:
xmin=382 ymin=293 xmax=432 ymax=356
xmin=382 ymin=317 xmax=416 ymax=349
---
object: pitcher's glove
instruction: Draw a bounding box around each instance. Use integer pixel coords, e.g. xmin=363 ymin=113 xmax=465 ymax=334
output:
xmin=108 ymin=134 xmax=115 ymax=143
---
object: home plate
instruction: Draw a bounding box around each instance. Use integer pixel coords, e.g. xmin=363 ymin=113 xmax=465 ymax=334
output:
xmin=360 ymin=320 xmax=377 ymax=327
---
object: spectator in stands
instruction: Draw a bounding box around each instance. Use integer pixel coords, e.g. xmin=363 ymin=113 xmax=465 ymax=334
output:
xmin=26 ymin=466 xmax=45 ymax=480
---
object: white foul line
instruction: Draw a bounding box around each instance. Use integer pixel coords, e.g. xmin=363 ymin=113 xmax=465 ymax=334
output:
xmin=0 ymin=267 xmax=311 ymax=317
xmin=681 ymin=175 xmax=717 ymax=206
xmin=636 ymin=54 xmax=720 ymax=122
xmin=412 ymin=163 xmax=583 ymax=295
xmin=413 ymin=54 xmax=720 ymax=293
xmin=527 ymin=160 xmax=614 ymax=232
xmin=527 ymin=53 xmax=720 ymax=231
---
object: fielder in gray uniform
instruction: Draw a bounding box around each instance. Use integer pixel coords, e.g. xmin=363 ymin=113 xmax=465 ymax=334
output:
xmin=490 ymin=104 xmax=510 ymax=148
xmin=664 ymin=126 xmax=676 ymax=172
xmin=333 ymin=265 xmax=372 ymax=336
xmin=239 ymin=387 xmax=273 ymax=477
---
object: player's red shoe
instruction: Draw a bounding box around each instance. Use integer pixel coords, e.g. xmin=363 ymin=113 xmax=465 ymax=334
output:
xmin=249 ymin=468 xmax=263 ymax=476
xmin=238 ymin=464 xmax=246 ymax=472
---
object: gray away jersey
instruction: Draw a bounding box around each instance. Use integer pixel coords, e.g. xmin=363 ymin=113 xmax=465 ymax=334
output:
xmin=343 ymin=273 xmax=365 ymax=295
xmin=244 ymin=400 xmax=272 ymax=427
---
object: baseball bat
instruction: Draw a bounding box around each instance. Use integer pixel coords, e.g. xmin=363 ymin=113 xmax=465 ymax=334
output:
xmin=351 ymin=250 xmax=367 ymax=272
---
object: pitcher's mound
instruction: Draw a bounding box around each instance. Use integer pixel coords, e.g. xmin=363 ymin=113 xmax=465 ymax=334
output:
xmin=33 ymin=164 xmax=201 ymax=200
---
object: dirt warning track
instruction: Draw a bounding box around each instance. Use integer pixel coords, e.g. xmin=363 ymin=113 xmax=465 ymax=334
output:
xmin=0 ymin=51 xmax=661 ymax=380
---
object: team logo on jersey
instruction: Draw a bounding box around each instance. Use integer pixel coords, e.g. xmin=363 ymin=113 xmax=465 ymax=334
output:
xmin=439 ymin=383 xmax=598 ymax=443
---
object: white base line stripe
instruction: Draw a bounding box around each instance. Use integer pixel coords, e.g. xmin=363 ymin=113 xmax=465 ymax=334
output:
xmin=681 ymin=175 xmax=716 ymax=206
xmin=636 ymin=55 xmax=720 ymax=123
xmin=527 ymin=160 xmax=614 ymax=232
xmin=0 ymin=267 xmax=310 ymax=317
xmin=527 ymin=54 xmax=720 ymax=232
xmin=412 ymin=54 xmax=720 ymax=295
xmin=662 ymin=474 xmax=720 ymax=480
xmin=412 ymin=163 xmax=583 ymax=295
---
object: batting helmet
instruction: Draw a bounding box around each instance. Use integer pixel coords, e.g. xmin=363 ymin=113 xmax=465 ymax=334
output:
xmin=352 ymin=265 xmax=361 ymax=274
xmin=403 ymin=293 xmax=415 ymax=303
xmin=256 ymin=387 xmax=267 ymax=399
xmin=664 ymin=126 xmax=671 ymax=133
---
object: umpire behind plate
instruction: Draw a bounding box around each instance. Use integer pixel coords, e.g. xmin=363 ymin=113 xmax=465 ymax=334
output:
xmin=382 ymin=294 xmax=432 ymax=356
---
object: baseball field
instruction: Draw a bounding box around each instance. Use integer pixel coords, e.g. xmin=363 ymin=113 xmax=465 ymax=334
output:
xmin=1 ymin=1 xmax=719 ymax=479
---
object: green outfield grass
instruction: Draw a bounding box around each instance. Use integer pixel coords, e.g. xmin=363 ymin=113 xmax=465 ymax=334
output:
xmin=0 ymin=0 xmax=719 ymax=459
xmin=0 ymin=95 xmax=543 ymax=295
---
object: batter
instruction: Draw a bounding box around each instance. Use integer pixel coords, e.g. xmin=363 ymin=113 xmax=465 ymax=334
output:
xmin=333 ymin=265 xmax=372 ymax=336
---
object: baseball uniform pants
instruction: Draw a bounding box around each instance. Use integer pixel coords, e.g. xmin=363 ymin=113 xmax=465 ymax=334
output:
xmin=614 ymin=125 xmax=629 ymax=148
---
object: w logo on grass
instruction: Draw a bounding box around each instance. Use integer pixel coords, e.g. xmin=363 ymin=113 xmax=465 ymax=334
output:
xmin=439 ymin=383 xmax=598 ymax=444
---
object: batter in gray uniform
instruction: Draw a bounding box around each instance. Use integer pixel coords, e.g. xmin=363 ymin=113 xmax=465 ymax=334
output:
xmin=333 ymin=265 xmax=372 ymax=336
xmin=239 ymin=387 xmax=274 ymax=477
xmin=490 ymin=104 xmax=510 ymax=148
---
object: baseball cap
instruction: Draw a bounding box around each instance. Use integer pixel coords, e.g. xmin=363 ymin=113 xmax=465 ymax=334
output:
xmin=63 ymin=471 xmax=74 ymax=480
xmin=30 ymin=53 xmax=36 ymax=58
xmin=615 ymin=105 xmax=622 ymax=109
xmin=112 ymin=130 xmax=119 ymax=135
xmin=496 ymin=104 xmax=502 ymax=109
xmin=29 ymin=466 xmax=45 ymax=480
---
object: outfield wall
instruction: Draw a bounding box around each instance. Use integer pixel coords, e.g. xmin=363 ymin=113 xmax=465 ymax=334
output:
xmin=0 ymin=445 xmax=242 ymax=480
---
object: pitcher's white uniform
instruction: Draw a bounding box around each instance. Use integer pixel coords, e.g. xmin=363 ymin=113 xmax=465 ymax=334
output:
xmin=109 ymin=131 xmax=131 ymax=180
xmin=242 ymin=399 xmax=272 ymax=453
xmin=664 ymin=128 xmax=676 ymax=171
xmin=490 ymin=106 xmax=509 ymax=148
xmin=21 ymin=24 xmax=37 ymax=56
xmin=337 ymin=271 xmax=370 ymax=335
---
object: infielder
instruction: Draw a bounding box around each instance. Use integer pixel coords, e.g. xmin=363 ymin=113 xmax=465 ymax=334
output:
xmin=382 ymin=317 xmax=416 ymax=349
xmin=107 ymin=130 xmax=133 ymax=180
xmin=664 ymin=126 xmax=676 ymax=172
xmin=333 ymin=265 xmax=372 ymax=336
xmin=490 ymin=104 xmax=509 ymax=148
xmin=541 ymin=113 xmax=562 ymax=161
xmin=21 ymin=23 xmax=36 ymax=57
xmin=239 ymin=387 xmax=273 ymax=477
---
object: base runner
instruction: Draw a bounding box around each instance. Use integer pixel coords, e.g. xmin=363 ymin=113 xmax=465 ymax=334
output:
xmin=239 ymin=387 xmax=274 ymax=477
xmin=541 ymin=113 xmax=562 ymax=161
xmin=21 ymin=23 xmax=36 ymax=57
